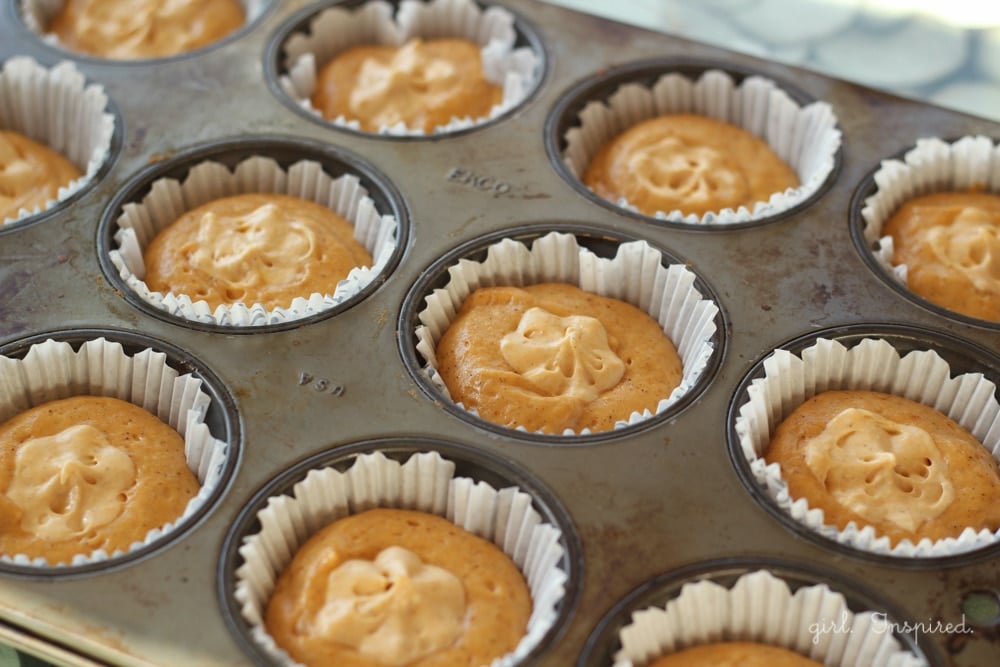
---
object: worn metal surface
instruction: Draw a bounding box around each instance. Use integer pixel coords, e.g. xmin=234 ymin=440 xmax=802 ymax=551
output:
xmin=1 ymin=0 xmax=999 ymax=665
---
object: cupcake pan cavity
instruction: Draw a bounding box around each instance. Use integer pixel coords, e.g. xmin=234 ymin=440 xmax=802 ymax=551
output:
xmin=97 ymin=136 xmax=407 ymax=332
xmin=579 ymin=560 xmax=935 ymax=667
xmin=219 ymin=440 xmax=582 ymax=666
xmin=727 ymin=324 xmax=1000 ymax=564
xmin=849 ymin=134 xmax=1000 ymax=329
xmin=400 ymin=225 xmax=726 ymax=442
xmin=0 ymin=328 xmax=240 ymax=577
xmin=1 ymin=2 xmax=999 ymax=666
xmin=269 ymin=0 xmax=545 ymax=136
xmin=545 ymin=60 xmax=842 ymax=227
xmin=0 ymin=55 xmax=119 ymax=226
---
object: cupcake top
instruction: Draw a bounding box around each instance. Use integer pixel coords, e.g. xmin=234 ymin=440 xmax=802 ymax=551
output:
xmin=582 ymin=114 xmax=800 ymax=218
xmin=0 ymin=130 xmax=82 ymax=222
xmin=142 ymin=192 xmax=374 ymax=311
xmin=764 ymin=389 xmax=1000 ymax=546
xmin=264 ymin=508 xmax=531 ymax=667
xmin=435 ymin=283 xmax=684 ymax=434
xmin=312 ymin=37 xmax=504 ymax=133
xmin=0 ymin=395 xmax=200 ymax=565
xmin=47 ymin=0 xmax=245 ymax=59
xmin=880 ymin=190 xmax=1000 ymax=321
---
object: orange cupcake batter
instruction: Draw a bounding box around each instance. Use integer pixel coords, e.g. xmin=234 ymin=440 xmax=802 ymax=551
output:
xmin=0 ymin=130 xmax=81 ymax=222
xmin=882 ymin=190 xmax=1000 ymax=321
xmin=49 ymin=0 xmax=245 ymax=59
xmin=583 ymin=114 xmax=799 ymax=217
xmin=312 ymin=38 xmax=502 ymax=132
xmin=0 ymin=396 xmax=199 ymax=564
xmin=765 ymin=390 xmax=1000 ymax=545
xmin=265 ymin=508 xmax=531 ymax=667
xmin=435 ymin=283 xmax=684 ymax=434
xmin=650 ymin=642 xmax=824 ymax=666
xmin=143 ymin=193 xmax=373 ymax=310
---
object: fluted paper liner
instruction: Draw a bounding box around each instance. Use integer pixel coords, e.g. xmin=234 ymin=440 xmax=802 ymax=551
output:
xmin=107 ymin=156 xmax=399 ymax=327
xmin=613 ymin=570 xmax=926 ymax=667
xmin=734 ymin=337 xmax=1000 ymax=558
xmin=861 ymin=135 xmax=1000 ymax=286
xmin=0 ymin=56 xmax=114 ymax=224
xmin=21 ymin=0 xmax=270 ymax=56
xmin=279 ymin=0 xmax=540 ymax=135
xmin=414 ymin=231 xmax=720 ymax=435
xmin=0 ymin=337 xmax=229 ymax=567
xmin=233 ymin=450 xmax=568 ymax=667
xmin=563 ymin=69 xmax=841 ymax=224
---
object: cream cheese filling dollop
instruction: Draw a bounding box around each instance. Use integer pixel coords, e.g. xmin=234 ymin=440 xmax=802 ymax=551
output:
xmin=926 ymin=206 xmax=1000 ymax=296
xmin=351 ymin=39 xmax=466 ymax=129
xmin=499 ymin=306 xmax=626 ymax=401
xmin=49 ymin=0 xmax=245 ymax=59
xmin=625 ymin=135 xmax=747 ymax=214
xmin=5 ymin=424 xmax=137 ymax=541
xmin=803 ymin=407 xmax=955 ymax=533
xmin=304 ymin=546 xmax=466 ymax=666
xmin=188 ymin=203 xmax=317 ymax=297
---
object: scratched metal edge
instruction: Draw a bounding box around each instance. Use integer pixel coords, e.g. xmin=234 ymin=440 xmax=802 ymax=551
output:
xmin=0 ymin=1 xmax=998 ymax=666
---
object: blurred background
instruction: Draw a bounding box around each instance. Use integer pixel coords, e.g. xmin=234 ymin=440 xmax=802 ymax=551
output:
xmin=543 ymin=0 xmax=1000 ymax=122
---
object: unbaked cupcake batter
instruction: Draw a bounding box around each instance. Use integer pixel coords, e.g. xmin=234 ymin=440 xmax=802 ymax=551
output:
xmin=435 ymin=283 xmax=684 ymax=434
xmin=49 ymin=0 xmax=245 ymax=59
xmin=583 ymin=114 xmax=799 ymax=217
xmin=0 ymin=130 xmax=81 ymax=222
xmin=650 ymin=642 xmax=824 ymax=666
xmin=312 ymin=38 xmax=502 ymax=132
xmin=882 ymin=190 xmax=1000 ymax=321
xmin=0 ymin=396 xmax=199 ymax=564
xmin=143 ymin=193 xmax=373 ymax=310
xmin=765 ymin=390 xmax=1000 ymax=545
xmin=265 ymin=508 xmax=530 ymax=667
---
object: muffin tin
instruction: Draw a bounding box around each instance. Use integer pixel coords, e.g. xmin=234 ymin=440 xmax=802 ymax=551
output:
xmin=1 ymin=0 xmax=999 ymax=665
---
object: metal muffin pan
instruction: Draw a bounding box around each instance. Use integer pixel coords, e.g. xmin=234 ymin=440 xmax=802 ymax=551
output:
xmin=1 ymin=0 xmax=999 ymax=665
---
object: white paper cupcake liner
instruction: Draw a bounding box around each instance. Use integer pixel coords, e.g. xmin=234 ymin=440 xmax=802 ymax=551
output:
xmin=613 ymin=569 xmax=926 ymax=667
xmin=860 ymin=135 xmax=1000 ymax=285
xmin=279 ymin=0 xmax=540 ymax=135
xmin=233 ymin=449 xmax=568 ymax=667
xmin=0 ymin=56 xmax=115 ymax=224
xmin=20 ymin=0 xmax=270 ymax=56
xmin=414 ymin=231 xmax=720 ymax=435
xmin=107 ymin=156 xmax=400 ymax=327
xmin=563 ymin=68 xmax=841 ymax=224
xmin=734 ymin=336 xmax=1000 ymax=558
xmin=0 ymin=337 xmax=230 ymax=568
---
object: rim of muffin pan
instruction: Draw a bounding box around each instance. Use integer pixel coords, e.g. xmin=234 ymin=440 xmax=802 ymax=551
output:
xmin=577 ymin=556 xmax=941 ymax=667
xmin=0 ymin=327 xmax=242 ymax=580
xmin=725 ymin=322 xmax=1000 ymax=570
xmin=396 ymin=222 xmax=729 ymax=446
xmin=0 ymin=70 xmax=124 ymax=237
xmin=95 ymin=134 xmax=410 ymax=335
xmin=848 ymin=139 xmax=1000 ymax=332
xmin=543 ymin=57 xmax=844 ymax=232
xmin=216 ymin=436 xmax=584 ymax=667
xmin=263 ymin=0 xmax=549 ymax=141
xmin=9 ymin=0 xmax=279 ymax=65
